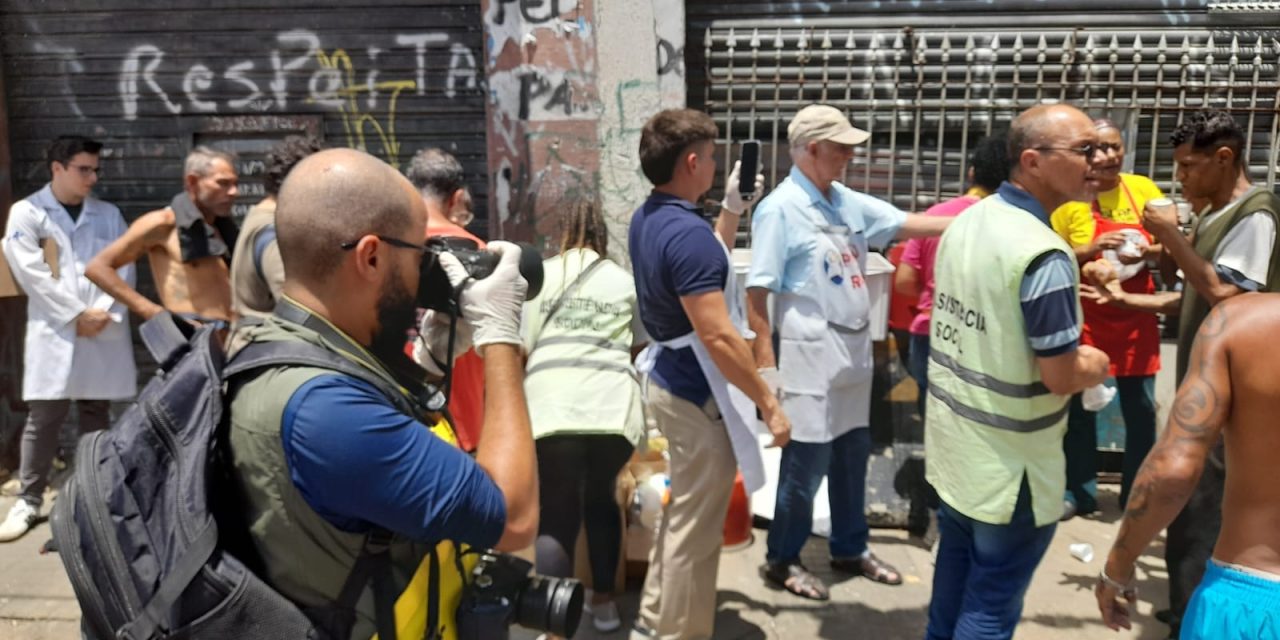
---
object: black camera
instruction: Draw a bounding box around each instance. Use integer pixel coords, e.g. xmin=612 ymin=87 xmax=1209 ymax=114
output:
xmin=455 ymin=551 xmax=584 ymax=640
xmin=418 ymin=237 xmax=545 ymax=313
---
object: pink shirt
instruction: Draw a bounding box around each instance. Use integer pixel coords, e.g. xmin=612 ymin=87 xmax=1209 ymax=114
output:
xmin=901 ymin=194 xmax=982 ymax=335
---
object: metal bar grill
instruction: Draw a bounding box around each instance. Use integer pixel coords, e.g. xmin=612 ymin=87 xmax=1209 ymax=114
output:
xmin=703 ymin=26 xmax=1280 ymax=217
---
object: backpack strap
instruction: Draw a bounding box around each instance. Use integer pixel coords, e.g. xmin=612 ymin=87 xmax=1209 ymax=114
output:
xmin=252 ymin=224 xmax=277 ymax=284
xmin=223 ymin=340 xmax=424 ymax=640
xmin=334 ymin=529 xmax=398 ymax=640
xmin=116 ymin=522 xmax=218 ymax=640
xmin=138 ymin=312 xmax=198 ymax=371
xmin=224 ymin=340 xmax=418 ymax=417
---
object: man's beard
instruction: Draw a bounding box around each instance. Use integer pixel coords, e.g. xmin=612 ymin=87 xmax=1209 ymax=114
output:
xmin=369 ymin=265 xmax=419 ymax=363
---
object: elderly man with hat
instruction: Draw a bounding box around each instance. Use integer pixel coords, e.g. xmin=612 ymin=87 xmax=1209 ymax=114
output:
xmin=746 ymin=104 xmax=951 ymax=599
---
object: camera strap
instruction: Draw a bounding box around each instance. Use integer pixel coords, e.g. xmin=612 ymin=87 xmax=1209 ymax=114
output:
xmin=529 ymin=256 xmax=606 ymax=350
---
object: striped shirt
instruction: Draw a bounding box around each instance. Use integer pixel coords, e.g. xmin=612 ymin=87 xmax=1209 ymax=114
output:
xmin=997 ymin=182 xmax=1081 ymax=357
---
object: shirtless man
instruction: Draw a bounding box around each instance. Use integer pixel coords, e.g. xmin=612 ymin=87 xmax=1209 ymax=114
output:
xmin=87 ymin=146 xmax=239 ymax=324
xmin=1097 ymin=295 xmax=1280 ymax=637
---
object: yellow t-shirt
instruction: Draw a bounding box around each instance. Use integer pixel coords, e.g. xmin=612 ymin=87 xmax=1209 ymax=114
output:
xmin=1049 ymin=173 xmax=1165 ymax=248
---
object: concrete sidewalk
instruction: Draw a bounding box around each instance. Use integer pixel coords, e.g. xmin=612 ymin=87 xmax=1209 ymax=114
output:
xmin=0 ymin=343 xmax=1181 ymax=638
xmin=0 ymin=485 xmax=1171 ymax=640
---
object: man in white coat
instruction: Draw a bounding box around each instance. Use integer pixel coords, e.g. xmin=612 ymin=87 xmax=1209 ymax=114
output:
xmin=0 ymin=135 xmax=136 ymax=541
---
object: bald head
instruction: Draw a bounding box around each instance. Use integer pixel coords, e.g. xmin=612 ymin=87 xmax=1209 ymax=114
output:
xmin=1007 ymin=104 xmax=1101 ymax=210
xmin=276 ymin=148 xmax=421 ymax=284
xmin=1008 ymin=104 xmax=1093 ymax=176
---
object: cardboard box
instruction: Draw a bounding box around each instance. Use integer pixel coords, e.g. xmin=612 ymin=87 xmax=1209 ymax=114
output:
xmin=0 ymin=239 xmax=59 ymax=298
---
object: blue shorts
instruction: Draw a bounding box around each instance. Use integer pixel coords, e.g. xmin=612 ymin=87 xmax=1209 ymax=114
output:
xmin=1181 ymin=559 xmax=1280 ymax=639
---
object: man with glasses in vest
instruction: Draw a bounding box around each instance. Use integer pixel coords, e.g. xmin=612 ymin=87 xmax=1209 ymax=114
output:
xmin=924 ymin=104 xmax=1111 ymax=639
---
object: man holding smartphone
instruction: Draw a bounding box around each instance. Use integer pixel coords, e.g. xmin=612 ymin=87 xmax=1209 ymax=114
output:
xmin=746 ymin=104 xmax=950 ymax=599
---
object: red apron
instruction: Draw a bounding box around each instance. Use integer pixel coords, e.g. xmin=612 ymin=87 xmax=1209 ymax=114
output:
xmin=1080 ymin=183 xmax=1161 ymax=377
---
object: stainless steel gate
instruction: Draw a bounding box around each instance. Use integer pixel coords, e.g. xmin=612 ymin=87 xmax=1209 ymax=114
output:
xmin=699 ymin=25 xmax=1280 ymax=213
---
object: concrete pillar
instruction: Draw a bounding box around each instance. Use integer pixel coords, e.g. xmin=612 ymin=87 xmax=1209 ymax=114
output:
xmin=480 ymin=0 xmax=685 ymax=261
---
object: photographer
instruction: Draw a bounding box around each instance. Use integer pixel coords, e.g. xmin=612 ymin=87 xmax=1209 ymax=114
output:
xmin=225 ymin=149 xmax=537 ymax=640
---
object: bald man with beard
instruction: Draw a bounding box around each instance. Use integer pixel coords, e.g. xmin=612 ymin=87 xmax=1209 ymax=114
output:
xmin=223 ymin=149 xmax=538 ymax=639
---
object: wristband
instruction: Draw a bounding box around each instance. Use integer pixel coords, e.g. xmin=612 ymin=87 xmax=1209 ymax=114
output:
xmin=1098 ymin=569 xmax=1137 ymax=598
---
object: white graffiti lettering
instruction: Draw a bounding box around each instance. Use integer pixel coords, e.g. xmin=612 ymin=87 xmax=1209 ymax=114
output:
xmin=225 ymin=61 xmax=262 ymax=109
xmin=272 ymin=29 xmax=321 ymax=109
xmin=447 ymin=42 xmax=479 ymax=99
xmin=395 ymin=33 xmax=449 ymax=97
xmin=116 ymin=30 xmax=479 ymax=121
xmin=182 ymin=64 xmax=217 ymax=113
xmin=120 ymin=44 xmax=182 ymax=120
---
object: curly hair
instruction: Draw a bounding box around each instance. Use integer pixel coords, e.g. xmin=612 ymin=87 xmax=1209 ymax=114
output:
xmin=264 ymin=136 xmax=323 ymax=196
xmin=1170 ymin=110 xmax=1245 ymax=168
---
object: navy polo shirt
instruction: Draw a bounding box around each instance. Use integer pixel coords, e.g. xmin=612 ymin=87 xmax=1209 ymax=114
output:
xmin=628 ymin=191 xmax=728 ymax=406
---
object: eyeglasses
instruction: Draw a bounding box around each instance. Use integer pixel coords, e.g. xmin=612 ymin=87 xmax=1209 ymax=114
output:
xmin=1035 ymin=144 xmax=1104 ymax=160
xmin=339 ymin=235 xmax=428 ymax=253
xmin=66 ymin=163 xmax=100 ymax=177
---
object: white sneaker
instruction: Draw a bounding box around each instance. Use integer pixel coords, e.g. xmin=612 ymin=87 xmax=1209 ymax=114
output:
xmin=0 ymin=500 xmax=38 ymax=542
xmin=590 ymin=600 xmax=621 ymax=633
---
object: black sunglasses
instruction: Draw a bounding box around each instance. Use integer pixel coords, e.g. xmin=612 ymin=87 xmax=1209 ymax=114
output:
xmin=339 ymin=235 xmax=429 ymax=253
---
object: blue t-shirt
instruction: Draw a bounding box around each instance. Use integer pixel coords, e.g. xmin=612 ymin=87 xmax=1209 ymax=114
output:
xmin=281 ymin=374 xmax=506 ymax=547
xmin=628 ymin=192 xmax=728 ymax=406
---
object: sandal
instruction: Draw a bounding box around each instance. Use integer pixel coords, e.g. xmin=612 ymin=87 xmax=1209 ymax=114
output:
xmin=831 ymin=552 xmax=903 ymax=586
xmin=762 ymin=562 xmax=830 ymax=601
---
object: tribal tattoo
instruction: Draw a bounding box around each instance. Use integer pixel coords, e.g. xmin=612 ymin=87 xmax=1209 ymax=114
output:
xmin=1108 ymin=302 xmax=1232 ymax=570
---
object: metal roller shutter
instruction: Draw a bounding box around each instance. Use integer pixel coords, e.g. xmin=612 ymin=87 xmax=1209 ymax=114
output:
xmin=688 ymin=1 xmax=1280 ymax=218
xmin=2 ymin=0 xmax=488 ymax=232
xmin=685 ymin=1 xmax=1280 ymax=529
xmin=0 ymin=1 xmax=487 ymax=454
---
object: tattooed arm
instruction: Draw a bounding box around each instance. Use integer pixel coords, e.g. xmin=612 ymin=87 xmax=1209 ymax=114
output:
xmin=1095 ymin=301 xmax=1233 ymax=631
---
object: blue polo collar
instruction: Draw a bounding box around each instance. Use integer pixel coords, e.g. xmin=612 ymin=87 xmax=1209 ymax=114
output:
xmin=996 ymin=181 xmax=1051 ymax=228
xmin=789 ymin=166 xmax=843 ymax=209
xmin=646 ymin=190 xmax=702 ymax=214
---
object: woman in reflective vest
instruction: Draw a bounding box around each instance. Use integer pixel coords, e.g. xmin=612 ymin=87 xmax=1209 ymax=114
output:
xmin=520 ymin=202 xmax=644 ymax=634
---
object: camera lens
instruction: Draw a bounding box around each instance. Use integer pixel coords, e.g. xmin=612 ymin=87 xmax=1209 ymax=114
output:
xmin=514 ymin=574 xmax=584 ymax=637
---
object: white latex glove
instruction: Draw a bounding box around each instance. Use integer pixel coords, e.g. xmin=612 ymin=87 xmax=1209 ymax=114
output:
xmin=450 ymin=240 xmax=528 ymax=355
xmin=723 ymin=160 xmax=765 ymax=215
xmin=412 ymin=309 xmax=474 ymax=377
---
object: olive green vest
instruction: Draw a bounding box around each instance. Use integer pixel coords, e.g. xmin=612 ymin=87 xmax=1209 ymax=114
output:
xmin=1176 ymin=188 xmax=1280 ymax=382
xmin=227 ymin=316 xmax=436 ymax=640
xmin=925 ymin=195 xmax=1079 ymax=527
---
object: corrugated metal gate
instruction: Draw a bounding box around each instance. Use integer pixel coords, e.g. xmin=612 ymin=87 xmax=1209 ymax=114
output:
xmin=2 ymin=0 xmax=488 ymax=227
xmin=0 ymin=0 xmax=487 ymax=466
xmin=688 ymin=2 xmax=1280 ymax=215
xmin=686 ymin=1 xmax=1280 ymax=529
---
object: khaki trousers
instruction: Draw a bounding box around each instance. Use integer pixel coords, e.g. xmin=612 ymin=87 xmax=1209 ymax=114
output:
xmin=637 ymin=380 xmax=737 ymax=640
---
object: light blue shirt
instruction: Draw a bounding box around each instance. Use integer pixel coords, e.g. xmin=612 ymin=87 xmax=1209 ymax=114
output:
xmin=747 ymin=166 xmax=907 ymax=293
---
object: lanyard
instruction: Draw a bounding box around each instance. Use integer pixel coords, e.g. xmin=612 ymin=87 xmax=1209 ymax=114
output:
xmin=274 ymin=296 xmax=447 ymax=414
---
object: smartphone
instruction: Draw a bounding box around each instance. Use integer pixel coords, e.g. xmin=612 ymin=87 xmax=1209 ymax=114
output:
xmin=738 ymin=140 xmax=760 ymax=201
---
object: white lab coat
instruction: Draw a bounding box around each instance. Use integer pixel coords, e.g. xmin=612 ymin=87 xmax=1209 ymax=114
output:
xmin=2 ymin=185 xmax=137 ymax=400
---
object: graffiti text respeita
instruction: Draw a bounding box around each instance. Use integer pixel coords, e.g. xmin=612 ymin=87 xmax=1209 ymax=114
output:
xmin=119 ymin=29 xmax=478 ymax=121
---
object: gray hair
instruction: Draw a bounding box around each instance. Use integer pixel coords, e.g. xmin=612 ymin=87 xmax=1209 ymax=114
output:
xmin=184 ymin=145 xmax=237 ymax=177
